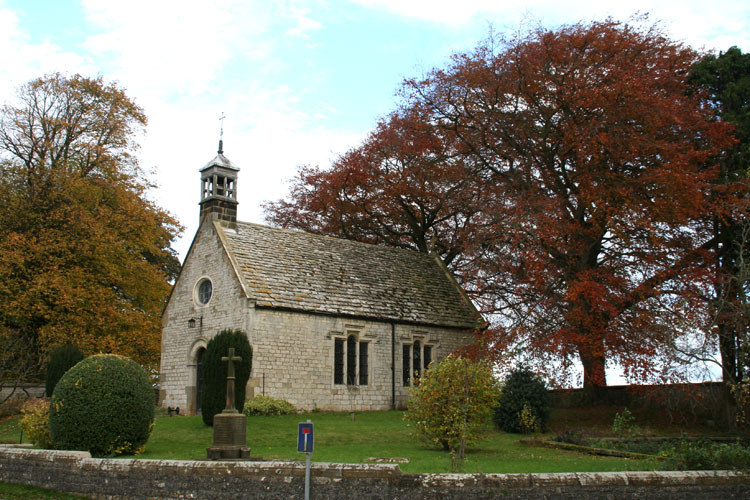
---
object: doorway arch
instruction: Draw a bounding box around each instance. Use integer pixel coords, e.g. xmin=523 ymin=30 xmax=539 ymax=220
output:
xmin=188 ymin=339 xmax=208 ymax=415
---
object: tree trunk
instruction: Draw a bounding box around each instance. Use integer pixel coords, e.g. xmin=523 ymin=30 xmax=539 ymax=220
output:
xmin=579 ymin=348 xmax=607 ymax=404
xmin=715 ymin=219 xmax=741 ymax=427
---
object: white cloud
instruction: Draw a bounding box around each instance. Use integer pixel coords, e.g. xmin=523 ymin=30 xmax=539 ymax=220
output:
xmin=3 ymin=0 xmax=748 ymax=262
xmin=80 ymin=0 xmax=268 ymax=101
xmin=285 ymin=4 xmax=324 ymax=37
xmin=139 ymin=85 xmax=363 ymax=258
xmin=68 ymin=1 xmax=348 ymax=257
xmin=0 ymin=6 xmax=93 ymax=101
xmin=351 ymin=0 xmax=750 ymax=51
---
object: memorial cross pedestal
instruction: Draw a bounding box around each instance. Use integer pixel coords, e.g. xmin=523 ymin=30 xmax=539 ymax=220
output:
xmin=207 ymin=347 xmax=251 ymax=459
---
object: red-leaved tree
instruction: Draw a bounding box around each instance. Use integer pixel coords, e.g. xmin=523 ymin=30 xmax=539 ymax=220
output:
xmin=405 ymin=19 xmax=734 ymax=395
xmin=266 ymin=19 xmax=736 ymax=397
xmin=264 ymin=108 xmax=493 ymax=297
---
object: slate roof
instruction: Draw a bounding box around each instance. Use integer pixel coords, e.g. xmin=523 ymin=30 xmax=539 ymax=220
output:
xmin=201 ymin=152 xmax=239 ymax=172
xmin=216 ymin=221 xmax=483 ymax=329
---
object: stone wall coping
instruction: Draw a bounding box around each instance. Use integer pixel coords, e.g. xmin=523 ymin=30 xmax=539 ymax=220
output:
xmin=2 ymin=447 xmax=749 ymax=488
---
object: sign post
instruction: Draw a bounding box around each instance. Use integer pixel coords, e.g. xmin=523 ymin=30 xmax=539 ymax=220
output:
xmin=297 ymin=420 xmax=314 ymax=500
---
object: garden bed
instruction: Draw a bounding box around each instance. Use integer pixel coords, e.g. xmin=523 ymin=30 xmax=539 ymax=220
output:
xmin=529 ymin=433 xmax=750 ymax=470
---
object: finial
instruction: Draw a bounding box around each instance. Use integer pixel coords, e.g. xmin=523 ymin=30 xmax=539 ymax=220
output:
xmin=218 ymin=112 xmax=225 ymax=154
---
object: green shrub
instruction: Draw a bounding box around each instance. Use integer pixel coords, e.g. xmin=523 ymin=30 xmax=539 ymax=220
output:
xmin=493 ymin=366 xmax=550 ymax=433
xmin=201 ymin=329 xmax=252 ymax=426
xmin=518 ymin=402 xmax=541 ymax=434
xmin=243 ymin=395 xmax=296 ymax=416
xmin=49 ymin=354 xmax=154 ymax=456
xmin=662 ymin=439 xmax=750 ymax=470
xmin=45 ymin=344 xmax=84 ymax=397
xmin=19 ymin=398 xmax=51 ymax=448
xmin=612 ymin=407 xmax=639 ymax=437
xmin=405 ymin=354 xmax=500 ymax=470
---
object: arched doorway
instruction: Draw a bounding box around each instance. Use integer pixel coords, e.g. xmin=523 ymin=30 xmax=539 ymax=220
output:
xmin=196 ymin=347 xmax=206 ymax=414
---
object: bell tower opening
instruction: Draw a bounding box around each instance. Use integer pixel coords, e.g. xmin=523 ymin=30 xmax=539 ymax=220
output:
xmin=199 ymin=137 xmax=239 ymax=227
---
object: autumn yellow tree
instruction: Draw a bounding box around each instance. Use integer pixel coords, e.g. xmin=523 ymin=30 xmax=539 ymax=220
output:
xmin=0 ymin=74 xmax=181 ymax=383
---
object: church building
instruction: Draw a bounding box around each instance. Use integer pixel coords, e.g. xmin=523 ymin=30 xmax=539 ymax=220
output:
xmin=159 ymin=143 xmax=484 ymax=414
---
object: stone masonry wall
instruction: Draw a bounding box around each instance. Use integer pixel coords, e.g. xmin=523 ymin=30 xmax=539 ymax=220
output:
xmin=247 ymin=309 xmax=474 ymax=411
xmin=160 ymin=222 xmax=247 ymax=413
xmin=160 ymin=221 xmax=476 ymax=413
xmin=1 ymin=447 xmax=749 ymax=500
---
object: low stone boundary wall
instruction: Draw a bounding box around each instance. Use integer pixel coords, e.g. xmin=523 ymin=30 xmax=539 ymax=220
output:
xmin=0 ymin=382 xmax=45 ymax=402
xmin=1 ymin=447 xmax=749 ymax=499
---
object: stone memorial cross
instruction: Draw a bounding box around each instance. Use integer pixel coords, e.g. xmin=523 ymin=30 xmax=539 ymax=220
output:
xmin=222 ymin=347 xmax=242 ymax=413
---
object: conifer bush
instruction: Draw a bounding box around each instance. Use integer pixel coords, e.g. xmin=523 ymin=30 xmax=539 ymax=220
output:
xmin=201 ymin=329 xmax=252 ymax=426
xmin=493 ymin=366 xmax=550 ymax=433
xmin=49 ymin=354 xmax=154 ymax=455
xmin=45 ymin=344 xmax=84 ymax=397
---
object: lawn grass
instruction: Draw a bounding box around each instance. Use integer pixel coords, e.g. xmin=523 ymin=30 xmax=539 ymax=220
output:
xmin=0 ymin=481 xmax=89 ymax=499
xmin=140 ymin=410 xmax=662 ymax=473
xmin=6 ymin=407 xmax=741 ymax=474
xmin=0 ymin=415 xmax=22 ymax=444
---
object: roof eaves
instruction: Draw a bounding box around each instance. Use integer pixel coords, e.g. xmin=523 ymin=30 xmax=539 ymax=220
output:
xmin=253 ymin=302 xmax=479 ymax=330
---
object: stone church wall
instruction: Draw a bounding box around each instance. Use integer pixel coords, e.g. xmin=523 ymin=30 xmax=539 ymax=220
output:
xmin=159 ymin=222 xmax=248 ymax=414
xmin=160 ymin=221 xmax=476 ymax=413
xmin=246 ymin=309 xmax=474 ymax=411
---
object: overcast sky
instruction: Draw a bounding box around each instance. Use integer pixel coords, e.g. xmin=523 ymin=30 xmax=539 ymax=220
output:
xmin=2 ymin=0 xmax=749 ymax=260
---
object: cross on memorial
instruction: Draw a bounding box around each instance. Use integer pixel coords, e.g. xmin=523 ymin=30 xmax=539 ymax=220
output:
xmin=222 ymin=347 xmax=242 ymax=413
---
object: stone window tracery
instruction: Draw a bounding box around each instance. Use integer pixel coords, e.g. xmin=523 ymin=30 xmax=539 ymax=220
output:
xmin=334 ymin=333 xmax=368 ymax=386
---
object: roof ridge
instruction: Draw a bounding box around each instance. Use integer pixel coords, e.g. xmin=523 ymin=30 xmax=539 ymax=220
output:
xmin=233 ymin=220 xmax=431 ymax=258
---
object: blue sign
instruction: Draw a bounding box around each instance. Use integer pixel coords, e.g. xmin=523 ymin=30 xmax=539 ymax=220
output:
xmin=297 ymin=422 xmax=314 ymax=453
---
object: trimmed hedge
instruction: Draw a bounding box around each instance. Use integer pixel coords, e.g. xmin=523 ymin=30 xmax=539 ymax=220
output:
xmin=49 ymin=354 xmax=154 ymax=456
xmin=201 ymin=329 xmax=252 ymax=426
xmin=45 ymin=344 xmax=84 ymax=397
xmin=243 ymin=395 xmax=296 ymax=416
xmin=493 ymin=366 xmax=550 ymax=433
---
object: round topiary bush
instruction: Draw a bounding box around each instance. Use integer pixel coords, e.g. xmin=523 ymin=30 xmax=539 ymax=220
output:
xmin=49 ymin=354 xmax=154 ymax=455
xmin=45 ymin=343 xmax=84 ymax=397
xmin=493 ymin=366 xmax=550 ymax=433
xmin=201 ymin=329 xmax=252 ymax=426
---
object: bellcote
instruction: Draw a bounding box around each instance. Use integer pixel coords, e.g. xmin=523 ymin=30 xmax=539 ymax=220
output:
xmin=199 ymin=140 xmax=239 ymax=227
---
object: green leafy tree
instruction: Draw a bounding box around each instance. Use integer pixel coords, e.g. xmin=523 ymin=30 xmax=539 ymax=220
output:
xmin=405 ymin=354 xmax=500 ymax=470
xmin=689 ymin=47 xmax=750 ymax=424
xmin=201 ymin=329 xmax=253 ymax=426
xmin=0 ymin=74 xmax=182 ymax=377
xmin=45 ymin=344 xmax=84 ymax=397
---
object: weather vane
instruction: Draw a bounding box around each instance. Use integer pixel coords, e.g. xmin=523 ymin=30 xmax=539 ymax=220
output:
xmin=218 ymin=112 xmax=225 ymax=154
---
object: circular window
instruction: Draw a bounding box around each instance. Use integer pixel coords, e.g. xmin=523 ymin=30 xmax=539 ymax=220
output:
xmin=196 ymin=279 xmax=212 ymax=305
